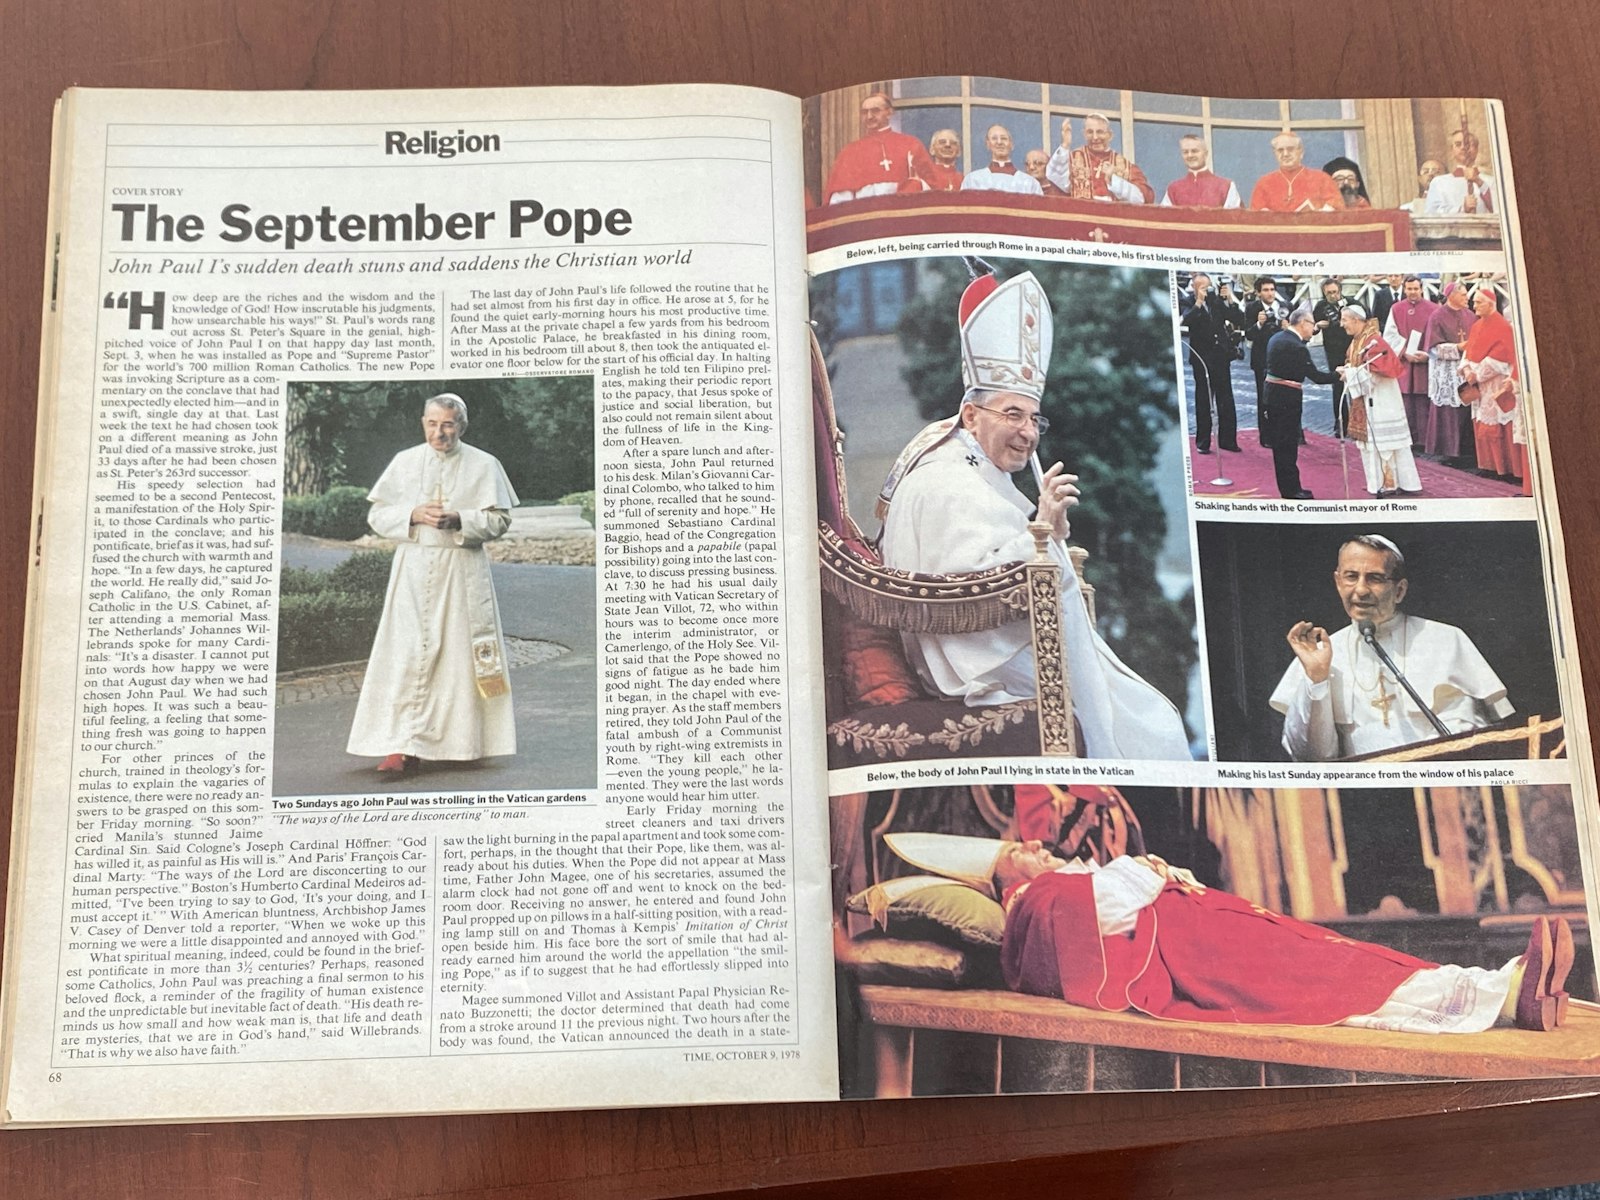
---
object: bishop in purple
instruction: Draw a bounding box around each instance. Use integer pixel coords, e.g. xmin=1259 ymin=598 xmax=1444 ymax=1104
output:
xmin=1383 ymin=275 xmax=1439 ymax=450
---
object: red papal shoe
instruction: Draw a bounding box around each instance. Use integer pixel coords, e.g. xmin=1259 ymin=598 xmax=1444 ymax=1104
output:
xmin=376 ymin=753 xmax=412 ymax=776
xmin=1550 ymin=917 xmax=1576 ymax=1027
xmin=1514 ymin=916 xmax=1556 ymax=1032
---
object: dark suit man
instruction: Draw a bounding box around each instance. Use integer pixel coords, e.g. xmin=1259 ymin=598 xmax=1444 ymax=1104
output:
xmin=1180 ymin=272 xmax=1245 ymax=452
xmin=1370 ymin=274 xmax=1401 ymax=331
xmin=1244 ymin=277 xmax=1288 ymax=424
xmin=1260 ymin=306 xmax=1338 ymax=499
xmin=1313 ymin=278 xmax=1354 ymax=437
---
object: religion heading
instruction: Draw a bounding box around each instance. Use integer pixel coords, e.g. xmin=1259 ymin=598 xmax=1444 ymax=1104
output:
xmin=108 ymin=201 xmax=634 ymax=249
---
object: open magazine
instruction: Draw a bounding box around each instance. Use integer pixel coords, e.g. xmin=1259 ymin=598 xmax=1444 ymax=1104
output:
xmin=4 ymin=79 xmax=1596 ymax=1127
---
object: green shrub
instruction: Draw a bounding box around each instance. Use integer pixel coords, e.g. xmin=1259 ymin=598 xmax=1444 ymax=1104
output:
xmin=277 ymin=590 xmax=384 ymax=673
xmin=558 ymin=489 xmax=595 ymax=525
xmin=282 ymin=486 xmax=372 ymax=539
xmin=277 ymin=549 xmax=394 ymax=672
xmin=282 ymin=494 xmax=319 ymax=535
xmin=329 ymin=548 xmax=395 ymax=597
xmin=279 ymin=566 xmax=325 ymax=596
xmin=313 ymin=485 xmax=373 ymax=540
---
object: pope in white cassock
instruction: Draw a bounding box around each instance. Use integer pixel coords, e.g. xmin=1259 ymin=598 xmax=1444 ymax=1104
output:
xmin=347 ymin=394 xmax=519 ymax=776
xmin=876 ymin=270 xmax=1191 ymax=760
xmin=1272 ymin=535 xmax=1513 ymax=761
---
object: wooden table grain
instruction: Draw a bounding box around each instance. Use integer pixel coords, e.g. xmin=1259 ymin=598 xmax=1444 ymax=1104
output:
xmin=4 ymin=2 xmax=1600 ymax=1196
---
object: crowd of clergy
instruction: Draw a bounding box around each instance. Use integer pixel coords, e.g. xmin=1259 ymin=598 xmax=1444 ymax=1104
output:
xmin=821 ymin=92 xmax=1495 ymax=217
xmin=1181 ymin=271 xmax=1525 ymax=499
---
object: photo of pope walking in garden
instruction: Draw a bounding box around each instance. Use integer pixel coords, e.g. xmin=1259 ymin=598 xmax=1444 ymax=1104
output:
xmin=271 ymin=375 xmax=597 ymax=796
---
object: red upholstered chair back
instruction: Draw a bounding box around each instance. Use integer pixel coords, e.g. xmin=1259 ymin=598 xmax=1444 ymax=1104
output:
xmin=810 ymin=328 xmax=876 ymax=559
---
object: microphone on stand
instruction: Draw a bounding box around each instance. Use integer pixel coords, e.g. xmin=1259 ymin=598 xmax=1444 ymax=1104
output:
xmin=1357 ymin=619 xmax=1451 ymax=738
xmin=1182 ymin=339 xmax=1233 ymax=488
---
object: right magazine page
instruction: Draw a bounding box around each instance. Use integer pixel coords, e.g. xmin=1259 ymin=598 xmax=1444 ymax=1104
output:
xmin=803 ymin=78 xmax=1600 ymax=1098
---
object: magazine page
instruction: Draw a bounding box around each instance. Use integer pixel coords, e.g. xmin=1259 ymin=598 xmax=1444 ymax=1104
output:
xmin=1 ymin=82 xmax=838 ymax=1126
xmin=803 ymin=78 xmax=1600 ymax=1098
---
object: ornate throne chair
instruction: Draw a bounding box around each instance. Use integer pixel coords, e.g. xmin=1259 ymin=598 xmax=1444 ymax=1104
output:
xmin=812 ymin=330 xmax=1089 ymax=769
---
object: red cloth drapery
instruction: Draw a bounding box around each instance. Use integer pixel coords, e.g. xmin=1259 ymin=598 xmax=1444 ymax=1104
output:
xmin=1001 ymin=871 xmax=1431 ymax=1026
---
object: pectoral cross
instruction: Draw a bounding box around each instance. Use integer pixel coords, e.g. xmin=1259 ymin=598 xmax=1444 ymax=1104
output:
xmin=1370 ymin=679 xmax=1395 ymax=728
xmin=878 ymin=141 xmax=892 ymax=172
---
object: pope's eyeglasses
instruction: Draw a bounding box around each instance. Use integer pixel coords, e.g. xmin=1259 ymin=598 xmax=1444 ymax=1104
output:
xmin=970 ymin=404 xmax=1050 ymax=434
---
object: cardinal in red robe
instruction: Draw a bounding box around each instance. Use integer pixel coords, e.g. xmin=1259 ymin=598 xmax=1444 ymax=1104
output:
xmin=823 ymin=91 xmax=934 ymax=204
xmin=1461 ymin=286 xmax=1523 ymax=484
xmin=1251 ymin=131 xmax=1345 ymax=212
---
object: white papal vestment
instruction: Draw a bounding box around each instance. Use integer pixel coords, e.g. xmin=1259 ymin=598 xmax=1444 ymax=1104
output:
xmin=1345 ymin=358 xmax=1422 ymax=495
xmin=1270 ymin=612 xmax=1513 ymax=761
xmin=879 ymin=428 xmax=1191 ymax=761
xmin=960 ymin=167 xmax=1044 ymax=195
xmin=1425 ymin=171 xmax=1495 ymax=215
xmin=347 ymin=441 xmax=518 ymax=761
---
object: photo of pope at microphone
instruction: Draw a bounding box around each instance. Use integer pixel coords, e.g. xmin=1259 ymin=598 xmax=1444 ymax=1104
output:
xmin=1197 ymin=520 xmax=1563 ymax=763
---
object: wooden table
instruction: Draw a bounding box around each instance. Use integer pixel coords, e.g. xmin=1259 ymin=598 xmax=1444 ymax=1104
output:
xmin=4 ymin=1 xmax=1600 ymax=1196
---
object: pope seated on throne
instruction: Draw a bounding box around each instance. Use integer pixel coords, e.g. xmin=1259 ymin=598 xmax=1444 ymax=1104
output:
xmin=822 ymin=268 xmax=1191 ymax=763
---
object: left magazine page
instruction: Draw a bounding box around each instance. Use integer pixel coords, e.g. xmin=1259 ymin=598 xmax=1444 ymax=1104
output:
xmin=1 ymin=84 xmax=838 ymax=1126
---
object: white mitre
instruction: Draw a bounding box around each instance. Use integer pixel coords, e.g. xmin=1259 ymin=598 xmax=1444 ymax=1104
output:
xmin=960 ymin=269 xmax=1052 ymax=400
xmin=883 ymin=832 xmax=1007 ymax=897
xmin=877 ymin=271 xmax=1055 ymax=521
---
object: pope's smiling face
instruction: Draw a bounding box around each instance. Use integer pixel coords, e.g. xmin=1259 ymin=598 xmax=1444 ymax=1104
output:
xmin=962 ymin=391 xmax=1041 ymax=474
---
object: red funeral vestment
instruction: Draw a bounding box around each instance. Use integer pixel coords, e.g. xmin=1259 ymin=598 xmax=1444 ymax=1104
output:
xmin=1001 ymin=871 xmax=1430 ymax=1025
xmin=1068 ymin=147 xmax=1155 ymax=203
xmin=1464 ymin=309 xmax=1523 ymax=479
xmin=1249 ymin=166 xmax=1346 ymax=212
xmin=823 ymin=130 xmax=935 ymax=200
xmin=1162 ymin=170 xmax=1236 ymax=207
